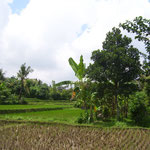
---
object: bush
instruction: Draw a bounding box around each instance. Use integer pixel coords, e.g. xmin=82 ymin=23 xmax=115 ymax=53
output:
xmin=0 ymin=83 xmax=11 ymax=104
xmin=95 ymin=106 xmax=110 ymax=121
xmin=102 ymin=106 xmax=110 ymax=119
xmin=76 ymin=111 xmax=94 ymax=124
xmin=74 ymin=99 xmax=84 ymax=108
xmin=144 ymin=76 xmax=150 ymax=105
xmin=20 ymin=100 xmax=28 ymax=104
xmin=51 ymin=93 xmax=61 ymax=100
xmin=129 ymin=92 xmax=148 ymax=125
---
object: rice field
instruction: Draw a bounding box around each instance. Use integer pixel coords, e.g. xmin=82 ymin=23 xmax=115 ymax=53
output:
xmin=0 ymin=108 xmax=83 ymax=124
xmin=0 ymin=100 xmax=73 ymax=114
xmin=0 ymin=121 xmax=150 ymax=150
xmin=0 ymin=100 xmax=150 ymax=149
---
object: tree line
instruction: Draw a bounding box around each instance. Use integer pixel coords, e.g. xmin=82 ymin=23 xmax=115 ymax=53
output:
xmin=0 ymin=63 xmax=72 ymax=104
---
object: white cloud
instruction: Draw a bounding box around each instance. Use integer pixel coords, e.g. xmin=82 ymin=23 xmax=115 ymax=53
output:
xmin=0 ymin=0 xmax=11 ymax=67
xmin=0 ymin=0 xmax=150 ymax=84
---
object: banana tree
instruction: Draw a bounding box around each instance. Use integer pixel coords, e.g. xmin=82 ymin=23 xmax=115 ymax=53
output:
xmin=69 ymin=56 xmax=89 ymax=110
xmin=69 ymin=55 xmax=99 ymax=122
xmin=56 ymin=55 xmax=96 ymax=122
xmin=68 ymin=55 xmax=86 ymax=104
xmin=68 ymin=55 xmax=86 ymax=100
xmin=56 ymin=55 xmax=86 ymax=100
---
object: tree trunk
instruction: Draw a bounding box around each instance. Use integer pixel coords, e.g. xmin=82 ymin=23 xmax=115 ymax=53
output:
xmin=90 ymin=104 xmax=93 ymax=122
xmin=115 ymin=82 xmax=120 ymax=121
xmin=112 ymin=96 xmax=115 ymax=117
xmin=19 ymin=88 xmax=22 ymax=101
xmin=125 ymin=98 xmax=128 ymax=118
xmin=19 ymin=79 xmax=24 ymax=100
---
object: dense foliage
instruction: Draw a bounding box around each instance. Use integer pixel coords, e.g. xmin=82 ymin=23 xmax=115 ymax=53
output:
xmin=87 ymin=27 xmax=142 ymax=120
xmin=0 ymin=67 xmax=72 ymax=104
xmin=120 ymin=16 xmax=150 ymax=75
xmin=129 ymin=92 xmax=148 ymax=125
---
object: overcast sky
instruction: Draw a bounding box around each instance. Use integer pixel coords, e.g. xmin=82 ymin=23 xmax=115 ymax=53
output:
xmin=0 ymin=0 xmax=150 ymax=84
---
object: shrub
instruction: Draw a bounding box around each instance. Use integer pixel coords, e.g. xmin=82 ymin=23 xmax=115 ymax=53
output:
xmin=95 ymin=106 xmax=110 ymax=121
xmin=102 ymin=106 xmax=110 ymax=120
xmin=76 ymin=111 xmax=94 ymax=124
xmin=129 ymin=92 xmax=148 ymax=125
xmin=0 ymin=83 xmax=11 ymax=104
xmin=74 ymin=99 xmax=84 ymax=108
xmin=144 ymin=76 xmax=150 ymax=105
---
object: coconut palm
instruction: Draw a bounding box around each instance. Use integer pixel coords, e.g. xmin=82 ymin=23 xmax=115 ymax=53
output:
xmin=17 ymin=63 xmax=33 ymax=100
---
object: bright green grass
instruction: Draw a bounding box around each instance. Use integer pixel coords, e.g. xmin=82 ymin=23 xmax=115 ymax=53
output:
xmin=0 ymin=108 xmax=83 ymax=124
xmin=0 ymin=104 xmax=73 ymax=110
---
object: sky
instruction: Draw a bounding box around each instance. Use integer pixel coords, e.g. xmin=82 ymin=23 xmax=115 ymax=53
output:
xmin=0 ymin=0 xmax=150 ymax=84
xmin=9 ymin=0 xmax=29 ymax=14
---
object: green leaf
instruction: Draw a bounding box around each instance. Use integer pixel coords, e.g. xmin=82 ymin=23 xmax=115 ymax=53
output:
xmin=68 ymin=58 xmax=78 ymax=75
xmin=77 ymin=55 xmax=86 ymax=80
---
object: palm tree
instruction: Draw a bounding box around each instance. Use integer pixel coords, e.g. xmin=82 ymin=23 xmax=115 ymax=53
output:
xmin=17 ymin=63 xmax=33 ymax=100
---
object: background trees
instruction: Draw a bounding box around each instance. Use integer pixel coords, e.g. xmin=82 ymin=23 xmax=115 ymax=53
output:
xmin=0 ymin=82 xmax=10 ymax=104
xmin=0 ymin=69 xmax=10 ymax=104
xmin=0 ymin=69 xmax=5 ymax=82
